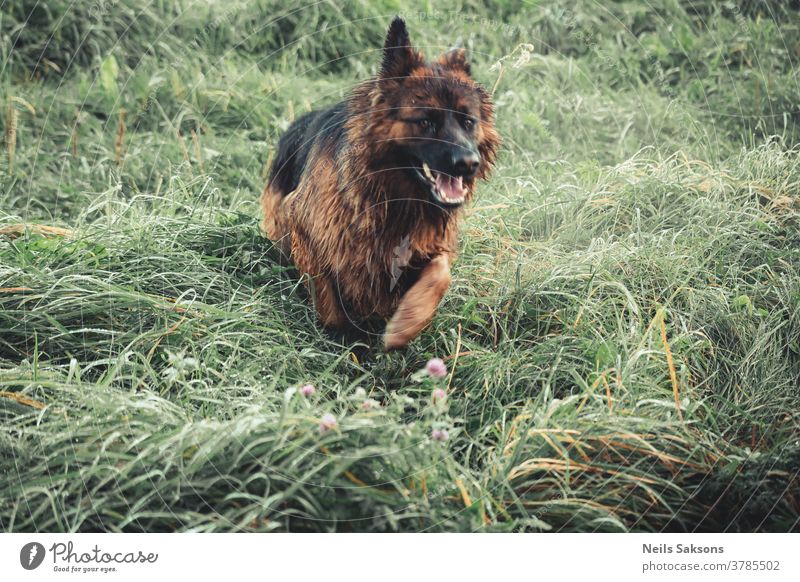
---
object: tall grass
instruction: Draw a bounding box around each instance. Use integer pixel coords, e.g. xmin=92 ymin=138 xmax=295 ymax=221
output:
xmin=0 ymin=0 xmax=798 ymax=531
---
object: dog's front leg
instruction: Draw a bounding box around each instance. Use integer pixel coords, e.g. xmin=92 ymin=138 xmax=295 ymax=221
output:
xmin=384 ymin=254 xmax=452 ymax=350
xmin=309 ymin=274 xmax=348 ymax=329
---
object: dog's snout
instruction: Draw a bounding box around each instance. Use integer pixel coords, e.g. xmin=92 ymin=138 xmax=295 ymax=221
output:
xmin=452 ymin=151 xmax=480 ymax=177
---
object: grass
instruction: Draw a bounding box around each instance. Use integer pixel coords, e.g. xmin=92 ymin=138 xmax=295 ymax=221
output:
xmin=1 ymin=0 xmax=799 ymax=532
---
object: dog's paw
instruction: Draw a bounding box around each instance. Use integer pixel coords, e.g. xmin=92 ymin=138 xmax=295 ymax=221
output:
xmin=383 ymin=254 xmax=451 ymax=351
xmin=383 ymin=322 xmax=410 ymax=351
xmin=383 ymin=310 xmax=431 ymax=350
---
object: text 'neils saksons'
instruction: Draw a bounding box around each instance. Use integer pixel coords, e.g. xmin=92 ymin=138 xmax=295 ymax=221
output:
xmin=643 ymin=544 xmax=724 ymax=554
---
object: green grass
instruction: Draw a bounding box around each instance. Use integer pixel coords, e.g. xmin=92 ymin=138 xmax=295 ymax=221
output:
xmin=1 ymin=0 xmax=799 ymax=532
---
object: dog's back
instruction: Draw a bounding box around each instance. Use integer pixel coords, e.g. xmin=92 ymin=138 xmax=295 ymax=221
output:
xmin=261 ymin=104 xmax=347 ymax=256
xmin=267 ymin=104 xmax=347 ymax=197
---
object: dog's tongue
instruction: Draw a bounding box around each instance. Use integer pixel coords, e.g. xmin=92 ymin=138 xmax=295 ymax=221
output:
xmin=434 ymin=172 xmax=465 ymax=201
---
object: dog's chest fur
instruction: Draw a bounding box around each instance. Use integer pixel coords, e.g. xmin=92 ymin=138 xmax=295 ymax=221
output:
xmin=339 ymin=201 xmax=458 ymax=316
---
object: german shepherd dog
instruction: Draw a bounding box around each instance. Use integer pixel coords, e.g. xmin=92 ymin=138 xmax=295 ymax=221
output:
xmin=261 ymin=17 xmax=499 ymax=349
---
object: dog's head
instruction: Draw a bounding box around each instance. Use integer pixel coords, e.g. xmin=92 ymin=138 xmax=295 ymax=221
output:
xmin=366 ymin=17 xmax=499 ymax=208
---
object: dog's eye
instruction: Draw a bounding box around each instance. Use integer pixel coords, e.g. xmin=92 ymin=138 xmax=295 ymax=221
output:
xmin=418 ymin=119 xmax=434 ymax=131
xmin=462 ymin=117 xmax=475 ymax=131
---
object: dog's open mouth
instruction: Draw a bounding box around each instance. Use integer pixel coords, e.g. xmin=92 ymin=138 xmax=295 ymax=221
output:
xmin=414 ymin=162 xmax=466 ymax=206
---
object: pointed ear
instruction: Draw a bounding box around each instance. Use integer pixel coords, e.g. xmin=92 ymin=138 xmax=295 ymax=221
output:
xmin=437 ymin=47 xmax=470 ymax=75
xmin=380 ymin=17 xmax=421 ymax=80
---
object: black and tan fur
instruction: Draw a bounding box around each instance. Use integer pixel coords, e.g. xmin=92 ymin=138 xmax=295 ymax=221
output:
xmin=261 ymin=17 xmax=499 ymax=349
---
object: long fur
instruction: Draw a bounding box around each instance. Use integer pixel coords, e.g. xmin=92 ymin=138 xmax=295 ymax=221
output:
xmin=260 ymin=17 xmax=499 ymax=347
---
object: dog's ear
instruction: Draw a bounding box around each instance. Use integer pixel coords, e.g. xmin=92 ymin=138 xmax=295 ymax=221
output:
xmin=380 ymin=17 xmax=421 ymax=80
xmin=437 ymin=47 xmax=470 ymax=75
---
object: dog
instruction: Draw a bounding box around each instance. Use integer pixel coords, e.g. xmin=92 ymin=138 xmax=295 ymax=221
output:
xmin=260 ymin=17 xmax=499 ymax=349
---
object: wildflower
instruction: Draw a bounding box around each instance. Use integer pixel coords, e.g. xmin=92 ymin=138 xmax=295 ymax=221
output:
xmin=300 ymin=384 xmax=316 ymax=397
xmin=425 ymin=357 xmax=447 ymax=378
xmin=319 ymin=413 xmax=337 ymax=433
xmin=361 ymin=398 xmax=380 ymax=410
xmin=432 ymin=388 xmax=447 ymax=403
xmin=431 ymin=428 xmax=449 ymax=442
xmin=354 ymin=387 xmax=367 ymax=399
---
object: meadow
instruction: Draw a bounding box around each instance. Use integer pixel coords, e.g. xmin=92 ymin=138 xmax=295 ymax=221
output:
xmin=1 ymin=0 xmax=799 ymax=532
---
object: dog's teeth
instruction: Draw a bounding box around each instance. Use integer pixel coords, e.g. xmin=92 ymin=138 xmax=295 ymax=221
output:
xmin=422 ymin=162 xmax=434 ymax=181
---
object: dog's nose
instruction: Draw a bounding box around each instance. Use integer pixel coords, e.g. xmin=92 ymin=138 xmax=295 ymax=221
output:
xmin=452 ymin=151 xmax=480 ymax=177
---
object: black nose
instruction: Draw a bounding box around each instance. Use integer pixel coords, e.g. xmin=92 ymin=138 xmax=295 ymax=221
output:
xmin=452 ymin=151 xmax=480 ymax=177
